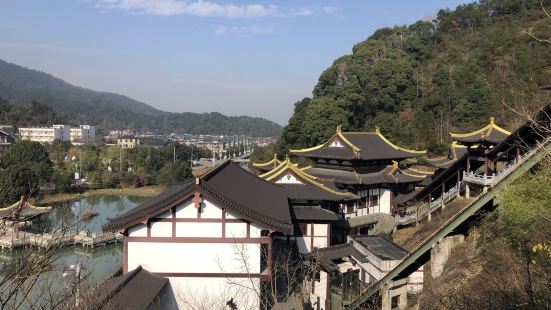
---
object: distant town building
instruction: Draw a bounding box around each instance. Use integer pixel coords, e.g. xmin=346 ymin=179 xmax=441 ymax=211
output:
xmin=0 ymin=125 xmax=15 ymax=137
xmin=18 ymin=125 xmax=95 ymax=144
xmin=0 ymin=127 xmax=15 ymax=153
xmin=117 ymin=136 xmax=141 ymax=149
xmin=70 ymin=125 xmax=96 ymax=143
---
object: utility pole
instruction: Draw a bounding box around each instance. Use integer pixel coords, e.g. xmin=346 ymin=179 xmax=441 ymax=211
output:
xmin=173 ymin=144 xmax=176 ymax=163
xmin=119 ymin=147 xmax=122 ymax=176
xmin=190 ymin=144 xmax=193 ymax=166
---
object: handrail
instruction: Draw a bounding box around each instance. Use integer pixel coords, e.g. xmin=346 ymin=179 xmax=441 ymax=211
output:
xmin=348 ymin=140 xmax=550 ymax=309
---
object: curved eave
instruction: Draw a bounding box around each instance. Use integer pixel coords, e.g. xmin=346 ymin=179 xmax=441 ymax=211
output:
xmin=266 ymin=162 xmax=353 ymax=199
xmin=450 ymin=118 xmax=511 ymax=139
xmin=374 ymin=131 xmax=427 ymax=155
xmin=252 ymin=154 xmax=281 ymax=168
xmin=0 ymin=198 xmax=52 ymax=212
xmin=290 ymin=125 xmax=362 ymax=158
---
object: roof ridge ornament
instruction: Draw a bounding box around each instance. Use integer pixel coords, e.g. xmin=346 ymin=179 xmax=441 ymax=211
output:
xmin=490 ymin=117 xmax=495 ymax=124
xmin=336 ymin=124 xmax=342 ymax=134
xmin=375 ymin=126 xmax=381 ymax=134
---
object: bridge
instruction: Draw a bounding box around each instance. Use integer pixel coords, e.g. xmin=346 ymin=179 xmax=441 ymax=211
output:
xmin=0 ymin=229 xmax=122 ymax=251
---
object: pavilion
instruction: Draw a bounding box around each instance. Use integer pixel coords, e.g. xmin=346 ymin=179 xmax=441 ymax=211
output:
xmin=0 ymin=196 xmax=52 ymax=239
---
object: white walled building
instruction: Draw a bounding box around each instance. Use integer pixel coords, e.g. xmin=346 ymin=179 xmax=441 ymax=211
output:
xmin=104 ymin=161 xmax=348 ymax=309
xmin=18 ymin=124 xmax=95 ymax=143
xmin=307 ymin=235 xmax=423 ymax=309
xmin=70 ymin=125 xmax=96 ymax=143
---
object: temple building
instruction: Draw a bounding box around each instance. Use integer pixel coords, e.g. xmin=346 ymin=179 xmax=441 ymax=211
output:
xmin=289 ymin=126 xmax=428 ymax=221
xmin=451 ymin=117 xmax=511 ymax=196
xmin=258 ymin=156 xmax=359 ymax=250
xmin=395 ymin=117 xmax=512 ymax=225
xmin=306 ymin=235 xmax=423 ymax=309
xmin=103 ymin=161 xmax=344 ymax=309
xmin=0 ymin=197 xmax=52 ymax=239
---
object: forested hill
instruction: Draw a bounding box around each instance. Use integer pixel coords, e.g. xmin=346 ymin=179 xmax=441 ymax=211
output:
xmin=278 ymin=0 xmax=551 ymax=155
xmin=0 ymin=59 xmax=282 ymax=136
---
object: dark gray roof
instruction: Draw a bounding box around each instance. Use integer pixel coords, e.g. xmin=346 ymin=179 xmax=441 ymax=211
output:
xmin=351 ymin=236 xmax=408 ymax=260
xmin=89 ymin=266 xmax=169 ymax=310
xmin=103 ymin=161 xmax=293 ymax=233
xmin=307 ymin=243 xmax=368 ymax=272
xmin=280 ymin=183 xmax=358 ymax=202
xmin=102 ymin=180 xmax=196 ymax=232
xmin=343 ymin=133 xmax=425 ymax=160
xmin=291 ymin=205 xmax=340 ymax=221
xmin=291 ymin=131 xmax=425 ymax=161
xmin=454 ymin=131 xmax=509 ymax=145
xmin=427 ymin=145 xmax=467 ymax=169
xmin=202 ymin=161 xmax=292 ymax=231
xmin=304 ymin=165 xmax=427 ymax=186
xmin=0 ymin=200 xmax=51 ymax=221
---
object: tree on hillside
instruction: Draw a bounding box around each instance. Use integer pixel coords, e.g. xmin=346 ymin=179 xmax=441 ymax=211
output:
xmin=0 ymin=141 xmax=52 ymax=205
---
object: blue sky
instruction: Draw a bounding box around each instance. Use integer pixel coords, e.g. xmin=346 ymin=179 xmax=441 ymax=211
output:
xmin=0 ymin=0 xmax=470 ymax=124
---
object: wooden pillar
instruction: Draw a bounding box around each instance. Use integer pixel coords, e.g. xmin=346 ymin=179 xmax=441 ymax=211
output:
xmin=427 ymin=192 xmax=432 ymax=221
xmin=516 ymin=145 xmax=520 ymax=163
xmin=484 ymin=156 xmax=488 ymax=176
xmin=441 ymin=183 xmax=445 ymax=209
xmin=380 ymin=283 xmax=391 ymax=310
xmin=415 ymin=204 xmax=419 ymax=226
xmin=456 ymin=170 xmax=461 ymax=198
xmin=467 ymin=154 xmax=471 ymax=173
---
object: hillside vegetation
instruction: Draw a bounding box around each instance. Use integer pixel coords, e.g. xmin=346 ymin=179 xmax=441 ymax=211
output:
xmin=0 ymin=59 xmax=282 ymax=136
xmin=0 ymin=99 xmax=65 ymax=127
xmin=275 ymin=0 xmax=551 ymax=156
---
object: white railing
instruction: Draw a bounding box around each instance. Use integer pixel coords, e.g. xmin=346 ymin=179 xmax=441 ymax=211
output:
xmin=397 ymin=145 xmax=543 ymax=225
xmin=462 ymin=171 xmax=495 ymax=186
xmin=395 ymin=185 xmax=458 ymax=225
xmin=463 ymin=146 xmax=540 ymax=187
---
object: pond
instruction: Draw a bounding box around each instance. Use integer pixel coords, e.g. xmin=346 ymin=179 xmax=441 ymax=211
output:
xmin=0 ymin=195 xmax=147 ymax=308
xmin=48 ymin=195 xmax=147 ymax=233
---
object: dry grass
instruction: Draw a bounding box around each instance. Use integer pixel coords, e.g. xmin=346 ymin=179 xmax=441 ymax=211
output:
xmin=393 ymin=197 xmax=474 ymax=251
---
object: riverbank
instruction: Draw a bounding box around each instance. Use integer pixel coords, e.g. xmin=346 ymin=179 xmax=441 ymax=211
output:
xmin=33 ymin=186 xmax=164 ymax=205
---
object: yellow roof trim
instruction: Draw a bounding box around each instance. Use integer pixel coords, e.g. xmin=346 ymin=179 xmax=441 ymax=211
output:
xmin=377 ymin=132 xmax=427 ymax=154
xmin=263 ymin=159 xmax=352 ymax=197
xmin=336 ymin=125 xmax=361 ymax=158
xmin=0 ymin=196 xmax=52 ymax=212
xmin=258 ymin=160 xmax=288 ymax=178
xmin=401 ymin=170 xmax=429 ymax=178
xmin=252 ymin=154 xmax=282 ymax=167
xmin=405 ymin=167 xmax=434 ymax=175
xmin=290 ymin=125 xmax=361 ymax=158
xmin=291 ymin=125 xmax=426 ymax=156
xmin=264 ymin=158 xmax=318 ymax=181
xmin=387 ymin=161 xmax=400 ymax=176
xmin=289 ymin=142 xmax=327 ymax=153
xmin=450 ymin=117 xmax=511 ymax=138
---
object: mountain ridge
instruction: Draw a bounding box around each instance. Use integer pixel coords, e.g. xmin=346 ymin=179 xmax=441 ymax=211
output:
xmin=0 ymin=59 xmax=281 ymax=136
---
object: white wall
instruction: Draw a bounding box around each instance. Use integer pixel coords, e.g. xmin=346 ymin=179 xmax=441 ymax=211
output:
xmin=289 ymin=224 xmax=329 ymax=254
xmin=127 ymin=241 xmax=262 ymax=309
xmin=310 ymin=270 xmax=329 ymax=308
xmin=274 ymin=172 xmax=304 ymax=184
xmin=379 ymin=189 xmax=392 ymax=214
